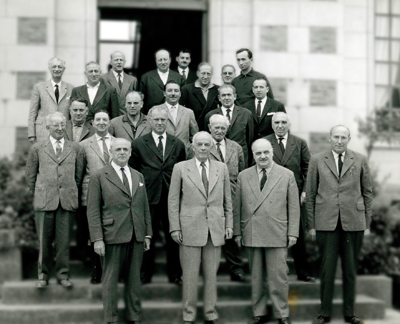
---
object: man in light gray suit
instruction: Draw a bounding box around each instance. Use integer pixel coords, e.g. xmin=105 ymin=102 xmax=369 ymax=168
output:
xmin=28 ymin=58 xmax=74 ymax=143
xmin=102 ymin=51 xmax=138 ymax=116
xmin=169 ymin=131 xmax=233 ymax=324
xmin=234 ymin=138 xmax=300 ymax=324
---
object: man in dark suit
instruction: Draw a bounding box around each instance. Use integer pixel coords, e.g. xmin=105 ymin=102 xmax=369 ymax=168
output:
xmin=71 ymin=61 xmax=119 ymax=122
xmin=306 ymin=125 xmax=373 ymax=324
xmin=102 ymin=51 xmax=138 ymax=116
xmin=87 ymin=138 xmax=152 ymax=324
xmin=129 ymin=106 xmax=186 ymax=284
xmin=140 ymin=49 xmax=184 ymax=115
xmin=25 ymin=112 xmax=84 ymax=288
xmin=64 ymin=98 xmax=94 ymax=142
xmin=232 ymin=48 xmax=274 ymax=105
xmin=175 ymin=49 xmax=197 ymax=85
xmin=180 ymin=62 xmax=220 ymax=131
xmin=205 ymin=84 xmax=255 ymax=167
xmin=242 ymin=78 xmax=286 ymax=139
xmin=265 ymin=112 xmax=314 ymax=282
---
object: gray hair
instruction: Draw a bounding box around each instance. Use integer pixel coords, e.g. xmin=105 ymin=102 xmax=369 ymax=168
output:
xmin=110 ymin=138 xmax=131 ymax=150
xmin=126 ymin=91 xmax=144 ymax=102
xmin=193 ymin=131 xmax=212 ymax=144
xmin=48 ymin=57 xmax=65 ymax=68
xmin=197 ymin=62 xmax=213 ymax=72
xmin=272 ymin=112 xmax=291 ymax=123
xmin=330 ymin=125 xmax=351 ymax=137
xmin=46 ymin=112 xmax=66 ymax=126
xmin=251 ymin=138 xmax=273 ymax=152
xmin=209 ymin=114 xmax=230 ymax=127
xmin=218 ymin=84 xmax=236 ymax=95
xmin=147 ymin=105 xmax=168 ymax=118
xmin=110 ymin=51 xmax=125 ymax=60
xmin=85 ymin=61 xmax=101 ymax=70
xmin=221 ymin=64 xmax=236 ymax=72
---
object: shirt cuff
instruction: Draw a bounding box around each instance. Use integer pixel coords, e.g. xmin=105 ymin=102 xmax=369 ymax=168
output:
xmin=145 ymin=236 xmax=152 ymax=239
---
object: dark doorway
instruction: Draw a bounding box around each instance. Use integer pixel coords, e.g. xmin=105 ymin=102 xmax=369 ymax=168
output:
xmin=99 ymin=8 xmax=204 ymax=81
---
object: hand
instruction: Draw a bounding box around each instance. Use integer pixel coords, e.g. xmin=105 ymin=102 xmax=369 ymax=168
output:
xmin=94 ymin=240 xmax=105 ymax=256
xmin=288 ymin=235 xmax=297 ymax=248
xmin=28 ymin=137 xmax=36 ymax=144
xmin=144 ymin=238 xmax=151 ymax=251
xmin=300 ymin=192 xmax=306 ymax=205
xmin=364 ymin=229 xmax=371 ymax=236
xmin=307 ymin=229 xmax=316 ymax=241
xmin=225 ymin=228 xmax=233 ymax=240
xmin=234 ymin=235 xmax=242 ymax=247
xmin=171 ymin=230 xmax=183 ymax=244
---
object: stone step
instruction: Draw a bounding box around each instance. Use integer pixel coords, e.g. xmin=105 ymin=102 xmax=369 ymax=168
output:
xmin=0 ymin=295 xmax=385 ymax=323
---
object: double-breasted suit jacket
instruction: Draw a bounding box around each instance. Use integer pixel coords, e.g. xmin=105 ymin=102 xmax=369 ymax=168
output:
xmin=109 ymin=113 xmax=150 ymax=142
xmin=64 ymin=120 xmax=95 ymax=143
xmin=28 ymin=80 xmax=74 ymax=143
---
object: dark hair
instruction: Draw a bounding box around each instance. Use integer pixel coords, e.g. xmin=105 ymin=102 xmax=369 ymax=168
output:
xmin=155 ymin=49 xmax=171 ymax=59
xmin=236 ymin=48 xmax=253 ymax=59
xmin=178 ymin=49 xmax=191 ymax=56
xmin=252 ymin=77 xmax=268 ymax=87
xmin=164 ymin=80 xmax=180 ymax=91
xmin=93 ymin=110 xmax=110 ymax=120
xmin=70 ymin=97 xmax=89 ymax=107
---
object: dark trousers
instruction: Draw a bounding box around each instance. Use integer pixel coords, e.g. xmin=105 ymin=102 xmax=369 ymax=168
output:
xmin=141 ymin=185 xmax=181 ymax=282
xmin=222 ymin=238 xmax=244 ymax=276
xmin=316 ymin=219 xmax=364 ymax=317
xmin=101 ymin=238 xmax=144 ymax=323
xmin=35 ymin=206 xmax=72 ymax=280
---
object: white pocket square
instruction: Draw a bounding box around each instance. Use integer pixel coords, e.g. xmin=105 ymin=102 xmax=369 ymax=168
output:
xmin=139 ymin=182 xmax=144 ymax=186
xmin=267 ymin=112 xmax=275 ymax=116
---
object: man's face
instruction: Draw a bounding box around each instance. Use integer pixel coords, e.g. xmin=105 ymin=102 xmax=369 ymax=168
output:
xmin=253 ymin=141 xmax=273 ymax=169
xmin=209 ymin=121 xmax=228 ymax=142
xmin=110 ymin=140 xmax=131 ymax=166
xmin=164 ymin=83 xmax=181 ymax=105
xmin=49 ymin=60 xmax=65 ymax=80
xmin=92 ymin=112 xmax=110 ymax=134
xmin=110 ymin=52 xmax=126 ymax=73
xmin=47 ymin=115 xmax=66 ymax=140
xmin=125 ymin=93 xmax=143 ymax=117
xmin=272 ymin=114 xmax=290 ymax=137
xmin=236 ymin=51 xmax=252 ymax=72
xmin=149 ymin=109 xmax=168 ymax=135
xmin=156 ymin=51 xmax=171 ymax=73
xmin=85 ymin=63 xmax=101 ymax=85
xmin=218 ymin=87 xmax=236 ymax=108
xmin=176 ymin=52 xmax=191 ymax=69
xmin=252 ymin=79 xmax=269 ymax=100
xmin=197 ymin=65 xmax=213 ymax=87
xmin=193 ymin=133 xmax=212 ymax=162
xmin=221 ymin=66 xmax=235 ymax=84
xmin=69 ymin=101 xmax=88 ymax=124
xmin=329 ymin=126 xmax=351 ymax=154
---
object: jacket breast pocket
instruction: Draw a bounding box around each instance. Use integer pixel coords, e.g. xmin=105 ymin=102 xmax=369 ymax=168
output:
xmin=102 ymin=218 xmax=114 ymax=226
xmin=356 ymin=203 xmax=365 ymax=211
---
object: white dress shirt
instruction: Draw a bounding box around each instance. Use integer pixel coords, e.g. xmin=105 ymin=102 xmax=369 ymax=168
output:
xmin=51 ymin=79 xmax=62 ymax=93
xmin=112 ymin=69 xmax=124 ymax=83
xmin=87 ymin=82 xmax=100 ymax=104
xmin=157 ymin=69 xmax=169 ymax=85
xmin=213 ymin=139 xmax=226 ymax=160
xmin=254 ymin=97 xmax=267 ymax=116
xmin=49 ymin=136 xmax=64 ymax=154
xmin=165 ymin=102 xmax=178 ymax=124
xmin=178 ymin=67 xmax=189 ymax=78
xmin=256 ymin=163 xmax=273 ymax=181
xmin=221 ymin=105 xmax=235 ymax=121
xmin=332 ymin=150 xmax=346 ymax=175
xmin=111 ymin=161 xmax=132 ymax=194
xmin=95 ymin=133 xmax=111 ymax=155
xmin=275 ymin=133 xmax=288 ymax=149
xmin=152 ymin=131 xmax=167 ymax=154
xmin=195 ymin=158 xmax=209 ymax=180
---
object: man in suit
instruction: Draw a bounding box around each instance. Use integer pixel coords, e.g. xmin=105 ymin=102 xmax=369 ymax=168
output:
xmin=232 ymin=48 xmax=274 ymax=105
xmin=87 ymin=138 xmax=152 ymax=324
xmin=221 ymin=64 xmax=236 ymax=85
xmin=264 ymin=112 xmax=314 ymax=282
xmin=151 ymin=80 xmax=198 ymax=148
xmin=175 ymin=49 xmax=197 ymax=85
xmin=79 ymin=111 xmax=114 ymax=283
xmin=28 ymin=58 xmax=74 ymax=143
xmin=25 ymin=112 xmax=84 ymax=288
xmin=102 ymin=51 xmax=138 ymax=115
xmin=180 ymin=62 xmax=220 ymax=131
xmin=169 ymin=131 xmax=233 ymax=324
xmin=306 ymin=126 xmax=373 ymax=324
xmin=242 ymin=78 xmax=286 ymax=139
xmin=64 ymin=98 xmax=94 ymax=142
xmin=205 ymin=84 xmax=255 ymax=167
xmin=234 ymin=138 xmax=299 ymax=324
xmin=129 ymin=106 xmax=186 ymax=284
xmin=109 ymin=91 xmax=150 ymax=141
xmin=140 ymin=49 xmax=184 ymax=115
xmin=71 ymin=61 xmax=119 ymax=122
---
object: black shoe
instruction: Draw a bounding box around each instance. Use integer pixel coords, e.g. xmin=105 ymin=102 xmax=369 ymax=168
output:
xmin=35 ymin=279 xmax=48 ymax=288
xmin=344 ymin=316 xmax=364 ymax=324
xmin=90 ymin=275 xmax=101 ymax=284
xmin=230 ymin=272 xmax=247 ymax=283
xmin=250 ymin=315 xmax=268 ymax=324
xmin=297 ymin=274 xmax=316 ymax=283
xmin=312 ymin=315 xmax=331 ymax=324
xmin=58 ymin=279 xmax=73 ymax=288
xmin=170 ymin=277 xmax=183 ymax=285
xmin=278 ymin=318 xmax=291 ymax=324
xmin=204 ymin=321 xmax=216 ymax=324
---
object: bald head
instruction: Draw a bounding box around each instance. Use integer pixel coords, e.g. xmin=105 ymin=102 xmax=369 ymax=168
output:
xmin=193 ymin=131 xmax=213 ymax=162
xmin=329 ymin=125 xmax=351 ymax=154
xmin=110 ymin=138 xmax=132 ymax=167
xmin=110 ymin=51 xmax=126 ymax=73
xmin=155 ymin=49 xmax=171 ymax=73
xmin=272 ymin=112 xmax=291 ymax=137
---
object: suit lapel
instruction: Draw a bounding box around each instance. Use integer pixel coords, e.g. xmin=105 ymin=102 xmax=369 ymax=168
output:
xmin=105 ymin=165 xmax=131 ymax=196
xmin=92 ymin=82 xmax=107 ymax=108
xmin=121 ymin=74 xmax=131 ymax=95
xmin=247 ymin=166 xmax=260 ymax=197
xmin=122 ymin=121 xmax=134 ymax=140
xmin=89 ymin=136 xmax=106 ymax=163
xmin=59 ymin=81 xmax=68 ymax=102
xmin=108 ymin=71 xmax=120 ymax=95
xmin=254 ymin=164 xmax=282 ymax=212
xmin=229 ymin=106 xmax=240 ymax=129
xmin=150 ymin=71 xmax=165 ymax=91
xmin=203 ymin=87 xmax=218 ymax=116
xmin=187 ymin=159 xmax=207 ymax=198
xmin=324 ymin=151 xmax=339 ymax=179
xmin=224 ymin=139 xmax=235 ymax=164
xmin=57 ymin=140 xmax=73 ymax=164
xmin=80 ymin=122 xmax=90 ymax=141
xmin=209 ymin=145 xmax=222 ymax=162
xmin=270 ymin=136 xmax=283 ymax=163
xmin=259 ymin=99 xmax=272 ymax=122
xmin=45 ymin=80 xmax=57 ymax=104
xmin=175 ymin=105 xmax=184 ymax=126
xmin=130 ymin=167 xmax=139 ymax=198
xmin=281 ymin=135 xmax=295 ymax=165
xmin=193 ymin=87 xmax=207 ymax=107
xmin=164 ymin=135 xmax=175 ymax=162
xmin=64 ymin=122 xmax=73 ymax=141
xmin=208 ymin=160 xmax=220 ymax=195
xmin=43 ymin=139 xmax=59 ymax=163
xmin=341 ymin=150 xmax=355 ymax=178
xmin=144 ymin=133 xmax=163 ymax=161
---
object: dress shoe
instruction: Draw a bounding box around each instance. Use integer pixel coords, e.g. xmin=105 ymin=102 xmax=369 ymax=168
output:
xmin=90 ymin=275 xmax=101 ymax=284
xmin=170 ymin=277 xmax=183 ymax=285
xmin=204 ymin=321 xmax=216 ymax=324
xmin=35 ymin=280 xmax=48 ymax=288
xmin=312 ymin=315 xmax=331 ymax=324
xmin=278 ymin=317 xmax=291 ymax=324
xmin=58 ymin=279 xmax=73 ymax=288
xmin=297 ymin=274 xmax=316 ymax=283
xmin=344 ymin=316 xmax=364 ymax=324
xmin=250 ymin=315 xmax=268 ymax=324
xmin=230 ymin=272 xmax=247 ymax=283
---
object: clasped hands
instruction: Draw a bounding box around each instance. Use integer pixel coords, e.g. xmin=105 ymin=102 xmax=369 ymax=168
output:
xmin=94 ymin=237 xmax=151 ymax=256
xmin=234 ymin=235 xmax=297 ymax=248
xmin=171 ymin=228 xmax=233 ymax=245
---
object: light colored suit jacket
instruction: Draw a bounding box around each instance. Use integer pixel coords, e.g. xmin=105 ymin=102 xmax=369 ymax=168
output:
xmin=305 ymin=149 xmax=373 ymax=231
xmin=101 ymin=70 xmax=137 ymax=115
xmin=28 ymin=80 xmax=74 ymax=143
xmin=109 ymin=113 xmax=150 ymax=141
xmin=79 ymin=134 xmax=115 ymax=206
xmin=168 ymin=158 xmax=233 ymax=247
xmin=151 ymin=103 xmax=198 ymax=148
xmin=25 ymin=138 xmax=84 ymax=212
xmin=233 ymin=164 xmax=300 ymax=247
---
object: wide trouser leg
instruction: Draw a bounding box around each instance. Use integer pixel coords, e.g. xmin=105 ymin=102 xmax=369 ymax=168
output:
xmin=140 ymin=204 xmax=157 ymax=281
xmin=292 ymin=212 xmax=313 ymax=278
xmin=35 ymin=211 xmax=55 ymax=281
xmin=54 ymin=207 xmax=71 ymax=280
xmin=75 ymin=206 xmax=90 ymax=262
xmin=222 ymin=238 xmax=244 ymax=276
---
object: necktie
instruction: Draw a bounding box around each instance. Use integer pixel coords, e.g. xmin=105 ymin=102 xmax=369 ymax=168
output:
xmin=226 ymin=108 xmax=231 ymax=121
xmin=157 ymin=135 xmax=163 ymax=158
xmin=278 ymin=137 xmax=285 ymax=155
xmin=338 ymin=153 xmax=343 ymax=178
xmin=55 ymin=140 xmax=62 ymax=158
xmin=182 ymin=70 xmax=187 ymax=81
xmin=260 ymin=168 xmax=267 ymax=191
xmin=72 ymin=124 xmax=82 ymax=142
xmin=102 ymin=137 xmax=110 ymax=164
xmin=216 ymin=142 xmax=224 ymax=162
xmin=120 ymin=167 xmax=131 ymax=195
xmin=118 ymin=73 xmax=122 ymax=89
xmin=201 ymin=162 xmax=209 ymax=195
xmin=55 ymin=84 xmax=59 ymax=103
xmin=256 ymin=100 xmax=262 ymax=119
xmin=170 ymin=106 xmax=177 ymax=124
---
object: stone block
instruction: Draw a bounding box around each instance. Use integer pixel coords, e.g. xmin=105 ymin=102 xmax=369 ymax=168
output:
xmin=56 ymin=47 xmax=86 ymax=74
xmin=56 ymin=21 xmax=85 ymax=47
xmin=6 ymin=0 xmax=54 ymax=18
xmin=256 ymin=53 xmax=299 ymax=78
xmin=6 ymin=46 xmax=53 ymax=71
xmin=288 ymin=27 xmax=309 ymax=53
xmin=310 ymin=27 xmax=337 ymax=54
xmin=16 ymin=72 xmax=46 ymax=100
xmin=222 ymin=26 xmax=252 ymax=50
xmin=0 ymin=246 xmax=22 ymax=284
xmin=259 ymin=26 xmax=287 ymax=52
xmin=6 ymin=100 xmax=30 ymax=127
xmin=343 ymin=59 xmax=367 ymax=83
xmin=209 ymin=0 xmax=222 ymax=27
xmin=309 ymin=79 xmax=337 ymax=106
xmin=344 ymin=7 xmax=367 ymax=32
xmin=0 ymin=0 xmax=5 ymax=17
xmin=344 ymin=33 xmax=367 ymax=58
xmin=18 ymin=18 xmax=47 ymax=45
xmin=56 ymin=0 xmax=86 ymax=20
xmin=209 ymin=25 xmax=223 ymax=52
xmin=344 ymin=84 xmax=367 ymax=109
xmin=299 ymin=1 xmax=342 ymax=27
xmin=299 ymin=55 xmax=342 ymax=79
xmin=0 ymin=126 xmax=16 ymax=157
xmin=0 ymin=18 xmax=17 ymax=45
xmin=287 ymin=78 xmax=309 ymax=107
xmin=268 ymin=78 xmax=287 ymax=105
xmin=253 ymin=0 xmax=299 ymax=26
xmin=222 ymin=0 xmax=251 ymax=26
xmin=86 ymin=21 xmax=97 ymax=48
xmin=0 ymin=72 xmax=16 ymax=100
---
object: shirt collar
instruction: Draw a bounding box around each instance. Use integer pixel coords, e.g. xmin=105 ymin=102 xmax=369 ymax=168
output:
xmin=157 ymin=69 xmax=169 ymax=75
xmin=275 ymin=133 xmax=288 ymax=141
xmin=332 ymin=150 xmax=346 ymax=159
xmin=178 ymin=67 xmax=188 ymax=74
xmin=112 ymin=69 xmax=124 ymax=78
xmin=255 ymin=96 xmax=267 ymax=106
xmin=240 ymin=68 xmax=254 ymax=77
xmin=194 ymin=79 xmax=214 ymax=90
xmin=221 ymin=105 xmax=234 ymax=111
xmin=125 ymin=112 xmax=143 ymax=125
xmin=213 ymin=138 xmax=225 ymax=146
xmin=87 ymin=82 xmax=100 ymax=89
xmin=256 ymin=162 xmax=274 ymax=175
xmin=95 ymin=133 xmax=110 ymax=141
xmin=51 ymin=79 xmax=61 ymax=88
xmin=195 ymin=157 xmax=209 ymax=169
xmin=165 ymin=102 xmax=178 ymax=109
xmin=152 ymin=131 xmax=166 ymax=141
xmin=50 ymin=136 xmax=64 ymax=145
xmin=111 ymin=160 xmax=129 ymax=172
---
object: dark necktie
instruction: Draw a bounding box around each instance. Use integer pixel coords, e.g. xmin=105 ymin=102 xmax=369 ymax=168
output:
xmin=120 ymin=167 xmax=131 ymax=195
xmin=226 ymin=108 xmax=231 ymax=121
xmin=102 ymin=137 xmax=110 ymax=164
xmin=157 ymin=135 xmax=163 ymax=158
xmin=216 ymin=142 xmax=224 ymax=162
xmin=182 ymin=69 xmax=187 ymax=81
xmin=338 ymin=153 xmax=343 ymax=178
xmin=55 ymin=140 xmax=62 ymax=158
xmin=201 ymin=162 xmax=209 ymax=195
xmin=55 ymin=84 xmax=59 ymax=103
xmin=256 ymin=100 xmax=262 ymax=119
xmin=118 ymin=73 xmax=122 ymax=89
xmin=278 ymin=137 xmax=285 ymax=155
xmin=260 ymin=168 xmax=267 ymax=191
